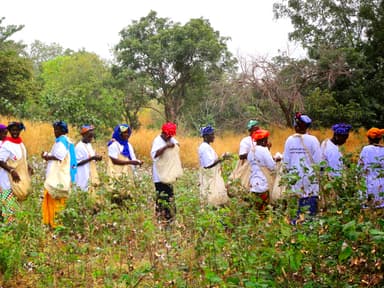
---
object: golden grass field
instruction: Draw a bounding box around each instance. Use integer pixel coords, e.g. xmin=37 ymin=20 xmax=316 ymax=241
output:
xmin=0 ymin=115 xmax=369 ymax=168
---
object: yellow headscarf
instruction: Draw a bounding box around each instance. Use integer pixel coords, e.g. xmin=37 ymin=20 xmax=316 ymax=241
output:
xmin=367 ymin=128 xmax=384 ymax=139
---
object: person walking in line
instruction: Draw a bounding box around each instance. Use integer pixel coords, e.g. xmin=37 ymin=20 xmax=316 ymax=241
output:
xmin=0 ymin=122 xmax=32 ymax=224
xmin=198 ymin=125 xmax=230 ymax=207
xmin=359 ymin=128 xmax=384 ymax=208
xmin=151 ymin=122 xmax=182 ymax=223
xmin=247 ymin=129 xmax=279 ymax=211
xmin=229 ymin=119 xmax=261 ymax=190
xmin=107 ymin=124 xmax=143 ymax=204
xmin=321 ymin=123 xmax=352 ymax=177
xmin=283 ymin=113 xmax=321 ymax=224
xmin=75 ymin=125 xmax=102 ymax=193
xmin=42 ymin=120 xmax=77 ymax=229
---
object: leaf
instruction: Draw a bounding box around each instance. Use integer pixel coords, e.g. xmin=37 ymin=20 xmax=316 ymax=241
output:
xmin=338 ymin=246 xmax=353 ymax=262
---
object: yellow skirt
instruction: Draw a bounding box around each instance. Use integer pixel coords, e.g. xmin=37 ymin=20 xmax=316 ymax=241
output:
xmin=42 ymin=189 xmax=67 ymax=228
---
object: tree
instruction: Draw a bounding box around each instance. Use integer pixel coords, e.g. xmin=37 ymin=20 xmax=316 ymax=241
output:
xmin=273 ymin=0 xmax=384 ymax=127
xmin=114 ymin=11 xmax=236 ymax=123
xmin=38 ymin=51 xmax=122 ymax=128
xmin=0 ymin=17 xmax=38 ymax=116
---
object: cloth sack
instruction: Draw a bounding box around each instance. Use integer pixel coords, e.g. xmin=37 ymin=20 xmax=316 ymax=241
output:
xmin=155 ymin=145 xmax=183 ymax=184
xmin=44 ymin=153 xmax=71 ymax=199
xmin=199 ymin=165 xmax=229 ymax=206
xmin=229 ymin=160 xmax=251 ymax=189
xmin=107 ymin=153 xmax=135 ymax=198
xmin=7 ymin=145 xmax=32 ymax=201
xmin=270 ymin=162 xmax=285 ymax=202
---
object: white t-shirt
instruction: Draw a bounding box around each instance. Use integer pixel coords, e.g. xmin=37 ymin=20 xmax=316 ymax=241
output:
xmin=151 ymin=135 xmax=178 ymax=183
xmin=0 ymin=141 xmax=27 ymax=190
xmin=247 ymin=145 xmax=276 ymax=193
xmin=46 ymin=141 xmax=68 ymax=176
xmin=239 ymin=135 xmax=254 ymax=156
xmin=359 ymin=145 xmax=384 ymax=207
xmin=198 ymin=142 xmax=218 ymax=168
xmin=283 ymin=133 xmax=321 ymax=197
xmin=75 ymin=141 xmax=96 ymax=191
xmin=321 ymin=139 xmax=343 ymax=177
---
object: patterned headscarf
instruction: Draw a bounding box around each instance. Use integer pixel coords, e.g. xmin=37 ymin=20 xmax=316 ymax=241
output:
xmin=251 ymin=129 xmax=270 ymax=141
xmin=294 ymin=112 xmax=312 ymax=127
xmin=200 ymin=125 xmax=215 ymax=136
xmin=367 ymin=128 xmax=384 ymax=139
xmin=53 ymin=120 xmax=68 ymax=134
xmin=108 ymin=124 xmax=132 ymax=159
xmin=162 ymin=122 xmax=177 ymax=137
xmin=332 ymin=123 xmax=352 ymax=135
xmin=247 ymin=119 xmax=260 ymax=131
xmin=80 ymin=124 xmax=95 ymax=135
xmin=7 ymin=122 xmax=25 ymax=131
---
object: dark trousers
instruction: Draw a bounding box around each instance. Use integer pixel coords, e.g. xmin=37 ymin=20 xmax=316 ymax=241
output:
xmin=298 ymin=196 xmax=318 ymax=216
xmin=155 ymin=182 xmax=175 ymax=221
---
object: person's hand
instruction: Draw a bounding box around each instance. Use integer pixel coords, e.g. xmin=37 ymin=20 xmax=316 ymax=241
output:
xmin=221 ymin=152 xmax=232 ymax=161
xmin=166 ymin=142 xmax=175 ymax=148
xmin=132 ymin=160 xmax=143 ymax=166
xmin=93 ymin=155 xmax=102 ymax=161
xmin=10 ymin=170 xmax=20 ymax=182
xmin=41 ymin=151 xmax=48 ymax=161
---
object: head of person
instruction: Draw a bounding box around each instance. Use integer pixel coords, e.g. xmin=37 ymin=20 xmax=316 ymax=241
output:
xmin=80 ymin=124 xmax=95 ymax=143
xmin=0 ymin=124 xmax=7 ymax=140
xmin=331 ymin=123 xmax=352 ymax=146
xmin=251 ymin=129 xmax=270 ymax=147
xmin=112 ymin=124 xmax=132 ymax=142
xmin=247 ymin=119 xmax=260 ymax=134
xmin=293 ymin=112 xmax=312 ymax=133
xmin=7 ymin=121 xmax=25 ymax=139
xmin=200 ymin=125 xmax=215 ymax=143
xmin=366 ymin=127 xmax=384 ymax=144
xmin=161 ymin=122 xmax=177 ymax=141
xmin=53 ymin=120 xmax=69 ymax=138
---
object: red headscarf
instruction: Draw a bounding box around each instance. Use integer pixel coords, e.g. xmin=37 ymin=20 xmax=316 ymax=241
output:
xmin=251 ymin=129 xmax=270 ymax=141
xmin=162 ymin=122 xmax=177 ymax=137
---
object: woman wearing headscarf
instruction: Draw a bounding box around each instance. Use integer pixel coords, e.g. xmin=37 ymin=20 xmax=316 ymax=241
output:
xmin=359 ymin=128 xmax=384 ymax=208
xmin=321 ymin=123 xmax=353 ymax=177
xmin=75 ymin=125 xmax=102 ymax=192
xmin=283 ymin=113 xmax=321 ymax=224
xmin=151 ymin=122 xmax=182 ymax=222
xmin=247 ymin=129 xmax=278 ymax=211
xmin=229 ymin=120 xmax=260 ymax=189
xmin=107 ymin=124 xmax=142 ymax=203
xmin=198 ymin=125 xmax=230 ymax=207
xmin=0 ymin=122 xmax=31 ymax=223
xmin=42 ymin=120 xmax=77 ymax=228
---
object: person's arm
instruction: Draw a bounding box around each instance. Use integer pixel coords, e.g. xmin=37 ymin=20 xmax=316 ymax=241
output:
xmin=0 ymin=160 xmax=20 ymax=182
xmin=77 ymin=155 xmax=102 ymax=167
xmin=154 ymin=142 xmax=175 ymax=158
xmin=109 ymin=156 xmax=142 ymax=166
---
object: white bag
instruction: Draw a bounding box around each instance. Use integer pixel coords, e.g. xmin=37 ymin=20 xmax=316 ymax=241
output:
xmin=200 ymin=165 xmax=229 ymax=206
xmin=270 ymin=162 xmax=285 ymax=202
xmin=229 ymin=160 xmax=251 ymax=189
xmin=155 ymin=145 xmax=183 ymax=184
xmin=44 ymin=154 xmax=71 ymax=199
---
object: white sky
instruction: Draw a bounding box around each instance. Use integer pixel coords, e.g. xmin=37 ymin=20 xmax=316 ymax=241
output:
xmin=2 ymin=0 xmax=303 ymax=60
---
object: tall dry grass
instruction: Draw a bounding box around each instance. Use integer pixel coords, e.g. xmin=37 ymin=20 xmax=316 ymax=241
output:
xmin=0 ymin=116 xmax=369 ymax=168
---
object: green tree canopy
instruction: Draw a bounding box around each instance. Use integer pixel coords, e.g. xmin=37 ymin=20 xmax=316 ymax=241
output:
xmin=114 ymin=10 xmax=236 ymax=123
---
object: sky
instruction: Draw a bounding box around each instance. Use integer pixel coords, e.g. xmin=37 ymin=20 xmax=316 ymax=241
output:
xmin=2 ymin=0 xmax=303 ymax=61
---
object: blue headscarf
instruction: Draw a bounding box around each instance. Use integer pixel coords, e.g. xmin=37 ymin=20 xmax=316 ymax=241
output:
xmin=200 ymin=125 xmax=215 ymax=136
xmin=56 ymin=135 xmax=77 ymax=183
xmin=332 ymin=123 xmax=352 ymax=135
xmin=294 ymin=112 xmax=312 ymax=127
xmin=53 ymin=120 xmax=69 ymax=133
xmin=107 ymin=124 xmax=132 ymax=159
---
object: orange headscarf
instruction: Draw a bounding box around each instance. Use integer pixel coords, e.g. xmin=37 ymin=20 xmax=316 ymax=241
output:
xmin=251 ymin=129 xmax=270 ymax=141
xmin=367 ymin=128 xmax=384 ymax=139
